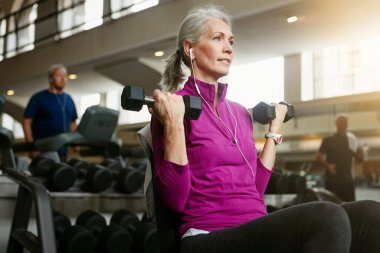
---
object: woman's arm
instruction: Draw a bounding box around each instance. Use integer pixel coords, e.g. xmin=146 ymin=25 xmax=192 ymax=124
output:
xmin=151 ymin=89 xmax=188 ymax=165
xmin=259 ymin=103 xmax=288 ymax=170
xmin=150 ymin=90 xmax=191 ymax=212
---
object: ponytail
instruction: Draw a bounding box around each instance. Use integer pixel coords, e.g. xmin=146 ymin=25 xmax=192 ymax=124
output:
xmin=159 ymin=50 xmax=185 ymax=92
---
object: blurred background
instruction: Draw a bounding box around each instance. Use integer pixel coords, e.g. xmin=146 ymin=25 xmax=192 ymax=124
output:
xmin=1 ymin=0 xmax=380 ymax=251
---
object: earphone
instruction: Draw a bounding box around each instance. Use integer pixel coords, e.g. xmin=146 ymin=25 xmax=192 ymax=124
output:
xmin=190 ymin=48 xmax=195 ymax=60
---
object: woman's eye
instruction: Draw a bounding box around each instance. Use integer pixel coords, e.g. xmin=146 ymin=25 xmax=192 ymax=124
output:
xmin=230 ymin=40 xmax=234 ymax=46
xmin=213 ymin=36 xmax=221 ymax=41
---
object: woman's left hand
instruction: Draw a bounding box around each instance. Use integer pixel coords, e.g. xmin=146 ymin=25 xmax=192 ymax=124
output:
xmin=268 ymin=103 xmax=288 ymax=133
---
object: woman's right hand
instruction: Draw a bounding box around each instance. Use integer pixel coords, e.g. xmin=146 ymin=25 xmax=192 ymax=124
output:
xmin=149 ymin=89 xmax=185 ymax=127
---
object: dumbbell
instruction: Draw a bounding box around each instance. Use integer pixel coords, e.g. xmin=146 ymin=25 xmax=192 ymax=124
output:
xmin=29 ymin=156 xmax=76 ymax=191
xmin=53 ymin=210 xmax=96 ymax=253
xmin=111 ymin=209 xmax=159 ymax=253
xmin=265 ymin=172 xmax=306 ymax=194
xmin=76 ymin=210 xmax=132 ymax=253
xmin=67 ymin=158 xmax=113 ymax=193
xmin=251 ymin=101 xmax=295 ymax=124
xmin=121 ymin=85 xmax=202 ymax=120
xmin=100 ymin=158 xmax=145 ymax=193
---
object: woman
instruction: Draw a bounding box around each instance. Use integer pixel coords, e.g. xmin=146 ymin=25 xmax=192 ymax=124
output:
xmin=150 ymin=5 xmax=380 ymax=253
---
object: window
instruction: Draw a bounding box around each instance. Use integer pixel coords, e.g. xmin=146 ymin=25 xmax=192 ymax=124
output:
xmin=58 ymin=0 xmax=103 ymax=39
xmin=304 ymin=36 xmax=380 ymax=100
xmin=6 ymin=16 xmax=17 ymax=58
xmin=17 ymin=3 xmax=37 ymax=53
xmin=1 ymin=113 xmax=24 ymax=139
xmin=80 ymin=93 xmax=100 ymax=116
xmin=228 ymin=57 xmax=284 ymax=108
xmin=110 ymin=0 xmax=159 ymax=19
xmin=0 ymin=18 xmax=6 ymax=60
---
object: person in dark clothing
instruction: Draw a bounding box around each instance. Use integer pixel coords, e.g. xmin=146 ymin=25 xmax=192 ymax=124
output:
xmin=316 ymin=114 xmax=358 ymax=201
xmin=23 ymin=64 xmax=78 ymax=160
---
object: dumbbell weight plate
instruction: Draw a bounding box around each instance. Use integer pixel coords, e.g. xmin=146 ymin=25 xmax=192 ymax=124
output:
xmin=29 ymin=156 xmax=56 ymax=176
xmin=279 ymin=101 xmax=295 ymax=122
xmin=115 ymin=168 xmax=145 ymax=193
xmin=46 ymin=162 xmax=76 ymax=191
xmin=84 ymin=165 xmax=113 ymax=193
xmin=97 ymin=224 xmax=133 ymax=253
xmin=252 ymin=102 xmax=276 ymax=124
xmin=60 ymin=226 xmax=96 ymax=253
xmin=121 ymin=86 xmax=145 ymax=111
xmin=110 ymin=209 xmax=140 ymax=233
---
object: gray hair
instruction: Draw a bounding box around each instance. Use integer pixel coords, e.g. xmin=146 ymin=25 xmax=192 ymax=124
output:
xmin=160 ymin=5 xmax=232 ymax=92
xmin=48 ymin=64 xmax=67 ymax=79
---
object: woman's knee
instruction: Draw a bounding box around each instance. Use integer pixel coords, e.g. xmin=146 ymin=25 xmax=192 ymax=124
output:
xmin=310 ymin=201 xmax=350 ymax=227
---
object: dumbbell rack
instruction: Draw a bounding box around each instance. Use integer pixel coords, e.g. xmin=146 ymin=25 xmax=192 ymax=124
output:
xmin=3 ymin=167 xmax=57 ymax=253
xmin=0 ymin=125 xmax=56 ymax=252
xmin=0 ymin=122 xmax=145 ymax=253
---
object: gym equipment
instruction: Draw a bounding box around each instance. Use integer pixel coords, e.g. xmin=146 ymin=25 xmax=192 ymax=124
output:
xmin=0 ymin=93 xmax=5 ymax=114
xmin=110 ymin=209 xmax=140 ymax=235
xmin=251 ymin=101 xmax=295 ymax=124
xmin=131 ymin=161 xmax=148 ymax=173
xmin=76 ymin=210 xmax=132 ymax=253
xmin=111 ymin=209 xmax=159 ymax=253
xmin=290 ymin=188 xmax=343 ymax=205
xmin=137 ymin=124 xmax=181 ymax=253
xmin=67 ymin=158 xmax=113 ymax=193
xmin=265 ymin=171 xmax=306 ymax=194
xmin=12 ymin=105 xmax=120 ymax=162
xmin=0 ymin=106 xmax=56 ymax=252
xmin=121 ymin=85 xmax=202 ymax=120
xmin=53 ymin=210 xmax=95 ymax=253
xmin=100 ymin=158 xmax=145 ymax=193
xmin=29 ymin=156 xmax=76 ymax=191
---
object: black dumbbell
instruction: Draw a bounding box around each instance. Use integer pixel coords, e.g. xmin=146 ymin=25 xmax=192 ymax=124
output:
xmin=121 ymin=85 xmax=202 ymax=120
xmin=68 ymin=158 xmax=113 ymax=193
xmin=53 ymin=210 xmax=96 ymax=253
xmin=252 ymin=101 xmax=295 ymax=124
xmin=111 ymin=209 xmax=159 ymax=253
xmin=76 ymin=210 xmax=132 ymax=253
xmin=130 ymin=160 xmax=148 ymax=173
xmin=265 ymin=172 xmax=306 ymax=194
xmin=29 ymin=156 xmax=76 ymax=191
xmin=100 ymin=158 xmax=145 ymax=194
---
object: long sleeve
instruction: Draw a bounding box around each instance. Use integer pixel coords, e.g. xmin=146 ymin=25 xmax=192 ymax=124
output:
xmin=255 ymin=158 xmax=273 ymax=197
xmin=150 ymin=117 xmax=191 ymax=212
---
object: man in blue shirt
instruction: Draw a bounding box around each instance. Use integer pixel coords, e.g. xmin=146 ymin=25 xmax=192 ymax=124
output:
xmin=23 ymin=64 xmax=78 ymax=160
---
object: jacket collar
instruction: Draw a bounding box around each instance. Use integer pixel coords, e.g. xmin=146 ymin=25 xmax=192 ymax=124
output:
xmin=184 ymin=76 xmax=228 ymax=103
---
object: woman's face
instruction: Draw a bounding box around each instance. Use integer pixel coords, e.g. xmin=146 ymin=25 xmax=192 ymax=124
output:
xmin=191 ymin=18 xmax=234 ymax=84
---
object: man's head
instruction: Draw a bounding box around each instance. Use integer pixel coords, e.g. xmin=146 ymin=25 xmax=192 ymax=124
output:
xmin=335 ymin=114 xmax=348 ymax=134
xmin=48 ymin=64 xmax=68 ymax=92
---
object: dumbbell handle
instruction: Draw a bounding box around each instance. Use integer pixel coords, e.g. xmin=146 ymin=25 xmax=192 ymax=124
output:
xmin=144 ymin=96 xmax=155 ymax=107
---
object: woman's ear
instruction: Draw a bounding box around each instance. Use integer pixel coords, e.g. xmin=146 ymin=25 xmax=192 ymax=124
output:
xmin=183 ymin=41 xmax=193 ymax=59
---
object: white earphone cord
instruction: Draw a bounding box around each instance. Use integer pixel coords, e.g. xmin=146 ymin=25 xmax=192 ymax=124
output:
xmin=190 ymin=54 xmax=256 ymax=181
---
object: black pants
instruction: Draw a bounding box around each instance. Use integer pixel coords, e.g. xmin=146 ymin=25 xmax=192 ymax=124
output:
xmin=181 ymin=201 xmax=380 ymax=253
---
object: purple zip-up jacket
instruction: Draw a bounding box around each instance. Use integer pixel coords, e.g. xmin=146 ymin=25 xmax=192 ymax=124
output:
xmin=151 ymin=77 xmax=272 ymax=236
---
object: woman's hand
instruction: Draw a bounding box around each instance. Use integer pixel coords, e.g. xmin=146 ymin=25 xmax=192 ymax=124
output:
xmin=268 ymin=103 xmax=288 ymax=133
xmin=149 ymin=89 xmax=185 ymax=127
